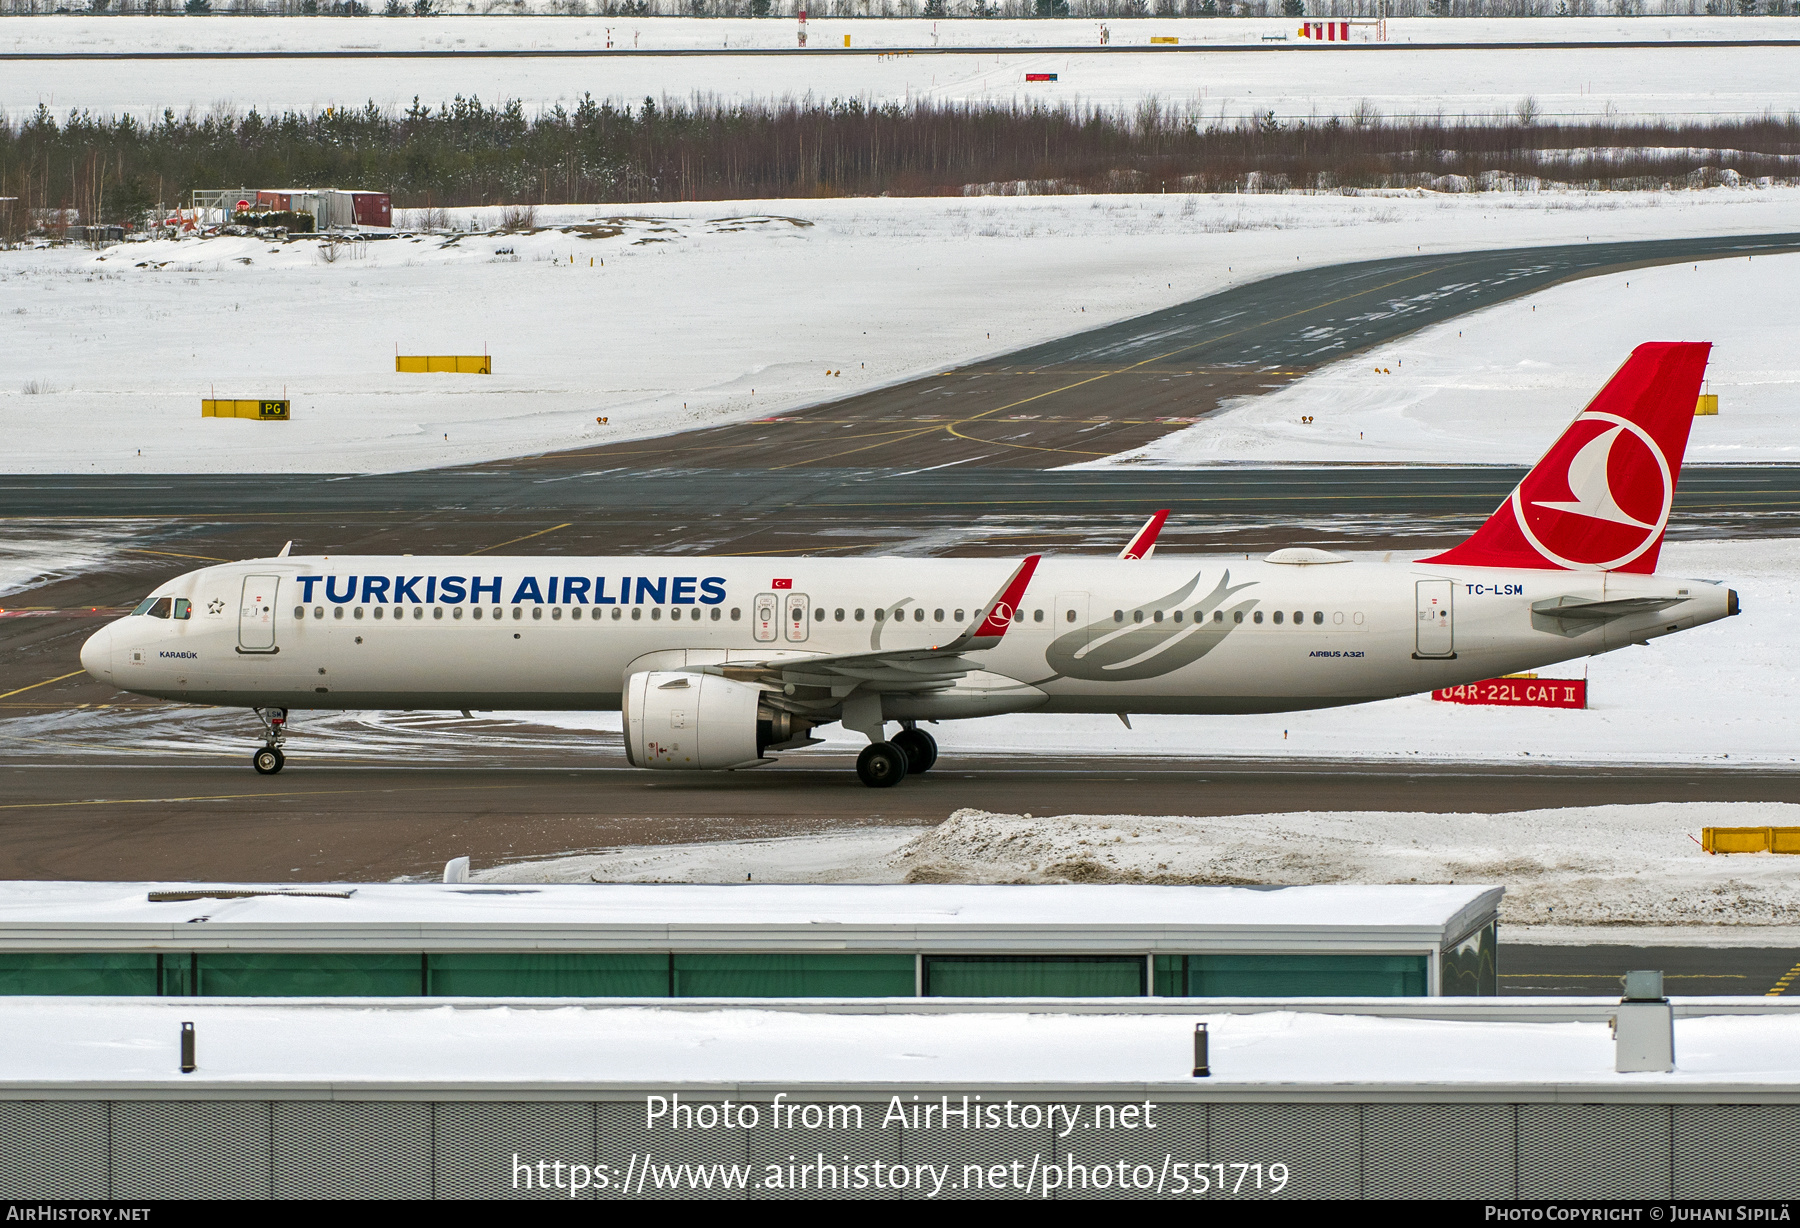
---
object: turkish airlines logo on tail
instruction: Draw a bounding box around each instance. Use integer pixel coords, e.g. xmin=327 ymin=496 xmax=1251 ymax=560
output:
xmin=1511 ymin=410 xmax=1673 ymax=571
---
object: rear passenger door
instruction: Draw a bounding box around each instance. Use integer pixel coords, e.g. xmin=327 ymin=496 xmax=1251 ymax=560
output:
xmin=1415 ymin=580 xmax=1454 ymax=658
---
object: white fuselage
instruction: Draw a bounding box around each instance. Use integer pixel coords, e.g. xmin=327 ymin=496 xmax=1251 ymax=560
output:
xmin=81 ymin=553 xmax=1733 ymax=722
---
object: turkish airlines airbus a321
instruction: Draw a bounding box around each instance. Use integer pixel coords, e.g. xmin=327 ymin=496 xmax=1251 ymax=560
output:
xmin=81 ymin=343 xmax=1737 ymax=787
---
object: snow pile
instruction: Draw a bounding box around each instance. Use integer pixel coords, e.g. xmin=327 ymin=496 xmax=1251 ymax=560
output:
xmin=1088 ymin=251 xmax=1800 ymax=467
xmin=891 ymin=805 xmax=1800 ymax=930
xmin=475 ymin=800 xmax=1800 ymax=936
xmin=5 ymin=189 xmax=1799 ymax=474
xmin=470 ymin=828 xmax=927 ymax=887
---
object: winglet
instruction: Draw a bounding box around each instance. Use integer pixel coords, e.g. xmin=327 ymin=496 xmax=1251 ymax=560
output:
xmin=944 ymin=555 xmax=1041 ymax=651
xmin=1119 ymin=510 xmax=1169 ymax=560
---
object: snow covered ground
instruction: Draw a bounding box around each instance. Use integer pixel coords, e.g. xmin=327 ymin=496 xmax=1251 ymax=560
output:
xmin=4 ymin=188 xmax=1797 ymax=475
xmin=471 ymin=801 xmax=1800 ymax=940
xmin=11 ymin=37 xmax=1794 ymax=121
xmin=11 ymin=14 xmax=1795 ymax=56
xmin=1088 ymin=250 xmax=1800 ymax=467
xmin=8 ymin=16 xmax=1798 ymax=119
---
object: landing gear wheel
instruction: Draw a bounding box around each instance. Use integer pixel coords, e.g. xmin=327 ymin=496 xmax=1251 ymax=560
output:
xmin=856 ymin=741 xmax=909 ymax=788
xmin=253 ymin=747 xmax=285 ymax=775
xmin=892 ymin=728 xmax=937 ymax=774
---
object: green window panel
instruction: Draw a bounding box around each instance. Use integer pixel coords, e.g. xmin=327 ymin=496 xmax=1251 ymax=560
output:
xmin=672 ymin=954 xmax=916 ymax=998
xmin=0 ymin=953 xmax=159 ymax=996
xmin=1440 ymin=924 xmax=1499 ymax=997
xmin=1153 ymin=955 xmax=1185 ymax=998
xmin=1158 ymin=953 xmax=1428 ymax=998
xmin=427 ymin=953 xmax=669 ymax=997
xmin=161 ymin=954 xmax=193 ymax=997
xmin=194 ymin=953 xmax=425 ymax=997
xmin=922 ymin=955 xmax=1146 ymax=998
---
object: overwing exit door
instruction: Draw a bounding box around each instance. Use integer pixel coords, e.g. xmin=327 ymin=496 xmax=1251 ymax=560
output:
xmin=784 ymin=593 xmax=810 ymax=642
xmin=753 ymin=593 xmax=779 ymax=643
xmin=1414 ymin=580 xmax=1454 ymax=659
xmin=238 ymin=575 xmax=279 ymax=653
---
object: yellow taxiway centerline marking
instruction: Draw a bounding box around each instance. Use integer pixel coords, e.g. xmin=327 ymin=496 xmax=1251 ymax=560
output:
xmin=0 ymin=671 xmax=88 ymax=700
xmin=125 ymin=548 xmax=229 ymax=563
xmin=469 ymin=523 xmax=574 ymax=555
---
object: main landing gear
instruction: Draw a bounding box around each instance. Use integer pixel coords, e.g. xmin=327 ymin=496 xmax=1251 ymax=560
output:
xmin=892 ymin=727 xmax=938 ymax=774
xmin=251 ymin=706 xmax=288 ymax=775
xmin=856 ymin=726 xmax=938 ymax=788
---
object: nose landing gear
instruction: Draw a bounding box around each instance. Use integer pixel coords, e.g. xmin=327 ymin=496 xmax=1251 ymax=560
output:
xmin=251 ymin=707 xmax=288 ymax=775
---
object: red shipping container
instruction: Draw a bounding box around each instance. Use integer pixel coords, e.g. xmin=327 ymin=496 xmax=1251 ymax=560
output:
xmin=350 ymin=192 xmax=392 ymax=227
xmin=1025 ymin=72 xmax=1058 ymax=82
xmin=256 ymin=191 xmax=291 ymax=211
xmin=1433 ymin=678 xmax=1586 ymax=709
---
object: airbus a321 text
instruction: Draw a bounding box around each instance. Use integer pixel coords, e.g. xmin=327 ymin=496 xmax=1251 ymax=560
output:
xmin=81 ymin=343 xmax=1738 ymax=786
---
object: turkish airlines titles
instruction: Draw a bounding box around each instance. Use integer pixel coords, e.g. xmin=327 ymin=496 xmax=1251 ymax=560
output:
xmin=292 ymin=574 xmax=731 ymax=607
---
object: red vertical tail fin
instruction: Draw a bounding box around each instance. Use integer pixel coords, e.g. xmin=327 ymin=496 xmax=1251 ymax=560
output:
xmin=1420 ymin=342 xmax=1710 ymax=574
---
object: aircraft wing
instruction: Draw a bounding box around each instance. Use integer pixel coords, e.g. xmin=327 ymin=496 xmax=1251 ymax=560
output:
xmin=710 ymin=555 xmax=1040 ymax=695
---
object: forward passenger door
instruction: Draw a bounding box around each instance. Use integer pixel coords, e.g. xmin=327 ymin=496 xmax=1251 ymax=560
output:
xmin=238 ymin=575 xmax=279 ymax=654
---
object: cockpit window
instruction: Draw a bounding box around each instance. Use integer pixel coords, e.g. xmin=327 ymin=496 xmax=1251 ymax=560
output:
xmin=172 ymin=598 xmax=192 ymax=620
xmin=133 ymin=597 xmax=173 ymax=618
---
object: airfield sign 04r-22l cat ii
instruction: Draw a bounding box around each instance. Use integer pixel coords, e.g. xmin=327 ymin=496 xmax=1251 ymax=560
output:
xmin=82 ymin=344 xmax=1738 ymax=786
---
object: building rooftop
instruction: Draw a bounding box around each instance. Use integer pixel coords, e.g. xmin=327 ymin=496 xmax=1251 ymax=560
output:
xmin=0 ymin=882 xmax=1501 ymax=952
xmin=2 ymin=999 xmax=1797 ymax=1095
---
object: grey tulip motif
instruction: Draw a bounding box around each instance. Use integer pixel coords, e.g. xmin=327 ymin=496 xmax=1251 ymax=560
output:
xmin=1042 ymin=570 xmax=1260 ymax=682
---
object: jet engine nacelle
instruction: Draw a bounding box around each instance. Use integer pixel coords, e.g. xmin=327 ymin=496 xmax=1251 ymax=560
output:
xmin=623 ymin=670 xmax=767 ymax=770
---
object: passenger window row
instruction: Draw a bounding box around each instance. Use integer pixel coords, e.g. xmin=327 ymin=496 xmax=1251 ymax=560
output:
xmin=1112 ymin=608 xmax=1358 ymax=627
xmin=285 ymin=601 xmax=1073 ymax=630
xmin=295 ymin=605 xmax=747 ymax=623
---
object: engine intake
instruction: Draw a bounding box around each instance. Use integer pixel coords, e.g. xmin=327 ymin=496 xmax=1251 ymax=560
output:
xmin=623 ymin=670 xmax=769 ymax=770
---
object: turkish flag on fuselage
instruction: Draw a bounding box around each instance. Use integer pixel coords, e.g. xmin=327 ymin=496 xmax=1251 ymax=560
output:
xmin=1420 ymin=342 xmax=1710 ymax=574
